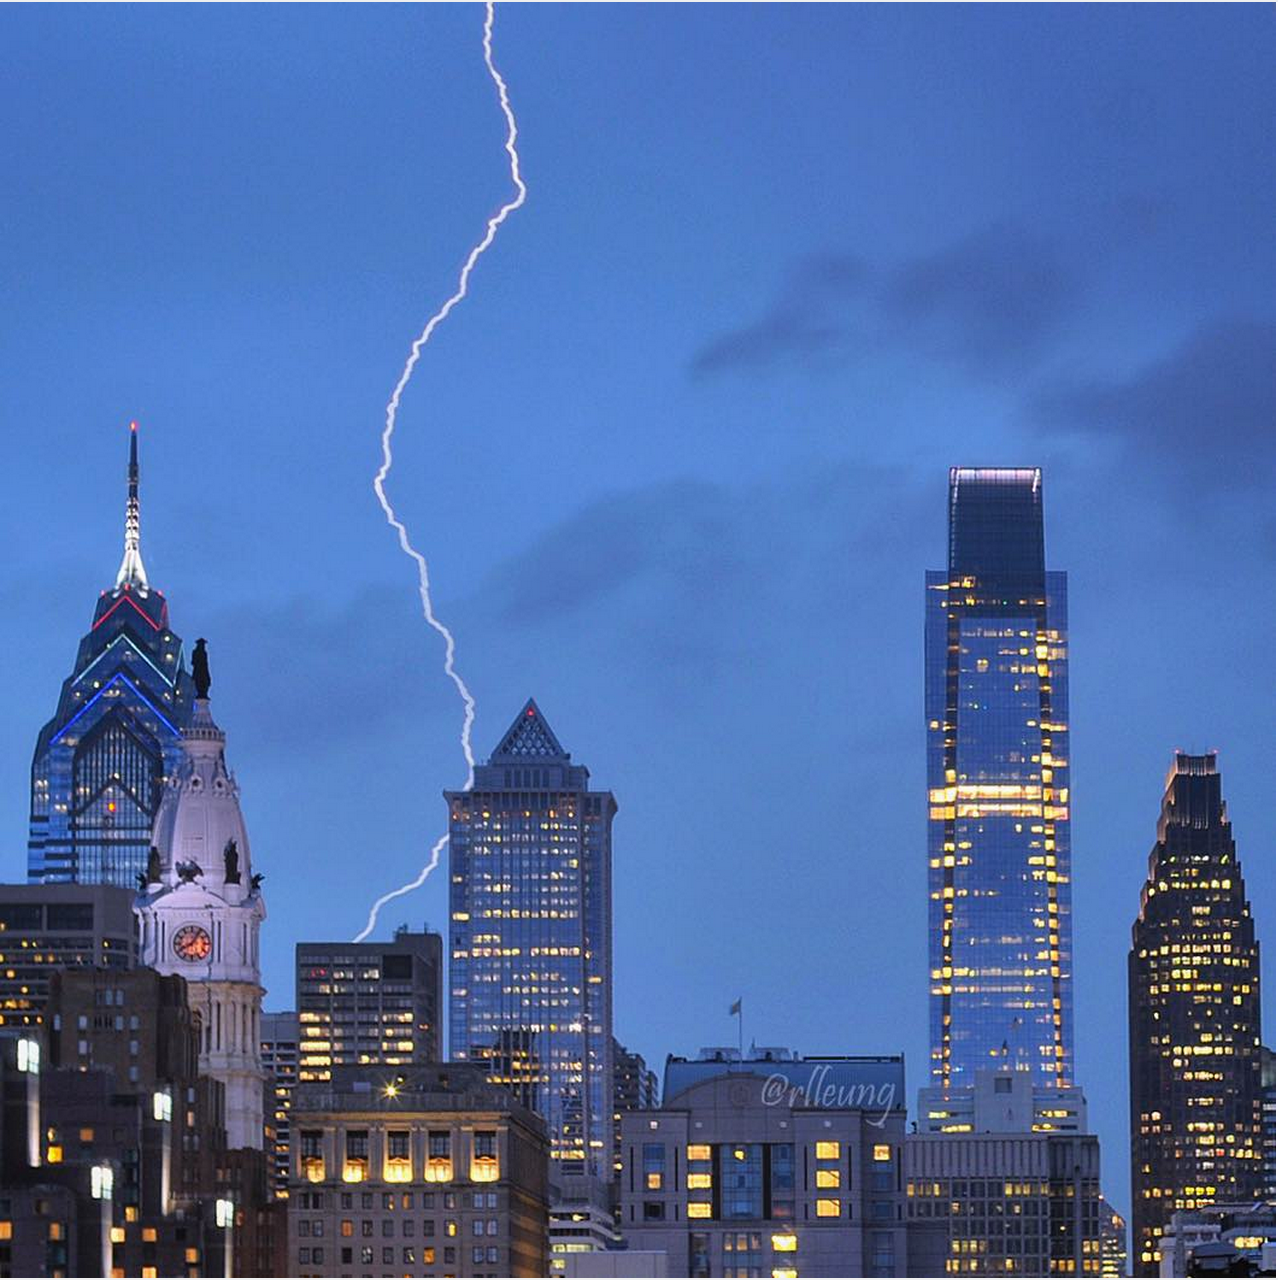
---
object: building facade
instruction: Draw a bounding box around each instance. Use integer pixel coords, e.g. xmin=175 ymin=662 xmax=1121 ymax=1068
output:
xmin=619 ymin=1050 xmax=909 ymax=1278
xmin=0 ymin=884 xmax=137 ymax=1031
xmin=1098 ymin=1200 xmax=1126 ymax=1278
xmin=902 ymin=1129 xmax=1102 ymax=1277
xmin=0 ymin=993 xmax=251 ymax=1279
xmin=1262 ymin=1045 xmax=1275 ymax=1201
xmin=1128 ymin=752 xmax=1265 ymax=1275
xmin=917 ymin=1068 xmax=1088 ymax=1137
xmin=29 ymin=424 xmax=195 ymax=887
xmin=926 ymin=467 xmax=1073 ymax=1090
xmin=613 ymin=1039 xmax=659 ymax=1181
xmin=448 ymin=699 xmax=616 ymax=1183
xmin=295 ymin=928 xmax=443 ymax=1082
xmin=263 ymin=1011 xmax=300 ymax=1201
xmin=134 ymin=649 xmax=267 ymax=1151
xmin=287 ymin=1063 xmax=549 ymax=1278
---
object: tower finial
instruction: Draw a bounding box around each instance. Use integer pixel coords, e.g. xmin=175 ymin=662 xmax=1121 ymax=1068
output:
xmin=114 ymin=420 xmax=149 ymax=590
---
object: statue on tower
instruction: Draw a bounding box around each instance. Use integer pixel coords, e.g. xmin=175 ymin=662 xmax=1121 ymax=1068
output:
xmin=146 ymin=845 xmax=162 ymax=884
xmin=224 ymin=839 xmax=241 ymax=884
xmin=192 ymin=638 xmax=211 ymax=699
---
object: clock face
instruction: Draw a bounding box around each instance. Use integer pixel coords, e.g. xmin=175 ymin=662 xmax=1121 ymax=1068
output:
xmin=172 ymin=924 xmax=212 ymax=962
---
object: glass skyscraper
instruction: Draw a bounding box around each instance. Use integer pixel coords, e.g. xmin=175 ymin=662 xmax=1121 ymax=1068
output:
xmin=28 ymin=424 xmax=194 ymax=886
xmin=1128 ymin=752 xmax=1264 ymax=1276
xmin=448 ymin=699 xmax=615 ymax=1182
xmin=925 ymin=468 xmax=1073 ymax=1088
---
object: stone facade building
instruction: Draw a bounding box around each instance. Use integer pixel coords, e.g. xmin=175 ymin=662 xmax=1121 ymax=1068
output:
xmin=287 ymin=1062 xmax=549 ymax=1278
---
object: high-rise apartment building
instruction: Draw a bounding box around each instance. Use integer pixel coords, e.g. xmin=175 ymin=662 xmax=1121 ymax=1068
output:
xmin=925 ymin=468 xmax=1072 ymax=1088
xmin=448 ymin=699 xmax=616 ymax=1183
xmin=1128 ymin=752 xmax=1265 ymax=1275
xmin=0 ymin=883 xmax=137 ymax=1030
xmin=295 ymin=929 xmax=443 ymax=1083
xmin=29 ymin=424 xmax=195 ymax=886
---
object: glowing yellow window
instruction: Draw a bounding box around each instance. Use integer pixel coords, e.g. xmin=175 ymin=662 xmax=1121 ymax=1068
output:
xmin=142 ymin=1227 xmax=158 ymax=1242
xmin=46 ymin=1145 xmax=63 ymax=1164
xmin=184 ymin=1248 xmax=199 ymax=1263
xmin=687 ymin=1144 xmax=711 ymax=1161
xmin=109 ymin=1227 xmax=125 ymax=1243
xmin=771 ymin=1233 xmax=797 ymax=1252
xmin=470 ymin=1131 xmax=499 ymax=1183
xmin=816 ymin=1198 xmax=841 ymax=1218
xmin=872 ymin=1144 xmax=892 ymax=1162
xmin=687 ymin=1172 xmax=713 ymax=1189
xmin=816 ymin=1169 xmax=840 ymax=1188
xmin=687 ymin=1202 xmax=712 ymax=1219
xmin=646 ymin=1173 xmax=662 ymax=1190
xmin=79 ymin=1128 xmax=95 ymax=1143
xmin=815 ymin=1141 xmax=840 ymax=1160
xmin=774 ymin=1271 xmax=798 ymax=1280
xmin=125 ymin=1207 xmax=139 ymax=1223
xmin=0 ymin=1223 xmax=11 ymax=1241
xmin=142 ymin=1269 xmax=158 ymax=1279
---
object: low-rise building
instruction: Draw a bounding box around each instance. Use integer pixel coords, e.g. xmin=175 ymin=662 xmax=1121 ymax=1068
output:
xmin=619 ymin=1048 xmax=909 ymax=1278
xmin=287 ymin=1062 xmax=549 ymax=1278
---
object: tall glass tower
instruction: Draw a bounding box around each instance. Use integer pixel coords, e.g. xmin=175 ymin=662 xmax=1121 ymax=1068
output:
xmin=925 ymin=468 xmax=1073 ymax=1088
xmin=28 ymin=424 xmax=194 ymax=886
xmin=448 ymin=699 xmax=615 ymax=1182
xmin=1128 ymin=752 xmax=1264 ymax=1276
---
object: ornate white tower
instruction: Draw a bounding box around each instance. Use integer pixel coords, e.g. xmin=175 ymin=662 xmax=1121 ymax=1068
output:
xmin=134 ymin=640 xmax=267 ymax=1150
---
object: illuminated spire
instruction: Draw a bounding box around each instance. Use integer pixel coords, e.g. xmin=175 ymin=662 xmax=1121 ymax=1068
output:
xmin=114 ymin=421 xmax=149 ymax=590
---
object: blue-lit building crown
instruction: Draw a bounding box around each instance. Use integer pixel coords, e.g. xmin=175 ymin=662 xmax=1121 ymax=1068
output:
xmin=925 ymin=468 xmax=1074 ymax=1089
xmin=28 ymin=426 xmax=194 ymax=886
xmin=448 ymin=698 xmax=615 ymax=1181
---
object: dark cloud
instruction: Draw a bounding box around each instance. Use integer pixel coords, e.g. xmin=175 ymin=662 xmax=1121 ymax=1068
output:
xmin=689 ymin=254 xmax=868 ymax=377
xmin=879 ymin=224 xmax=1074 ymax=373
xmin=1031 ymin=318 xmax=1275 ymax=497
xmin=689 ymin=224 xmax=1076 ymax=379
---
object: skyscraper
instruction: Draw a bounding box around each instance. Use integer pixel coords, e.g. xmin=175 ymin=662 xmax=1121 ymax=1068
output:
xmin=29 ymin=424 xmax=194 ymax=886
xmin=925 ymin=468 xmax=1073 ymax=1088
xmin=448 ymin=698 xmax=615 ymax=1183
xmin=1128 ymin=751 xmax=1265 ymax=1275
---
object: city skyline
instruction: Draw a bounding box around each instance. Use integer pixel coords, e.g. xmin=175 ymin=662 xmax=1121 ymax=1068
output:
xmin=1 ymin=1 xmax=1272 ymax=1241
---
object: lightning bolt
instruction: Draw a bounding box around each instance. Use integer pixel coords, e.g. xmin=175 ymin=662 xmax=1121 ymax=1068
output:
xmin=354 ymin=0 xmax=526 ymax=944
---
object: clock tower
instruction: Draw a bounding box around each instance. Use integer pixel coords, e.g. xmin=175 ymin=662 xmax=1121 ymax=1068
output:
xmin=134 ymin=640 xmax=267 ymax=1150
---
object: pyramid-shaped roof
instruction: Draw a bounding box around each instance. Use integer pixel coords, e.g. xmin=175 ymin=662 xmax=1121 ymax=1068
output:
xmin=489 ymin=698 xmax=570 ymax=763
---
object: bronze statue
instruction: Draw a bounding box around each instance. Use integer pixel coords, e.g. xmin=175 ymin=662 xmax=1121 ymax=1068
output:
xmin=250 ymin=872 xmax=265 ymax=892
xmin=146 ymin=846 xmax=162 ymax=884
xmin=192 ymin=638 xmax=211 ymax=699
xmin=135 ymin=871 xmax=147 ymax=891
xmin=224 ymin=839 xmax=241 ymax=884
xmin=176 ymin=860 xmax=202 ymax=883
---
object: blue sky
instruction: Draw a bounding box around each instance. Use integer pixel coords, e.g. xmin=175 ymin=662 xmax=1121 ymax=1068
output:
xmin=1 ymin=3 xmax=1272 ymax=1225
